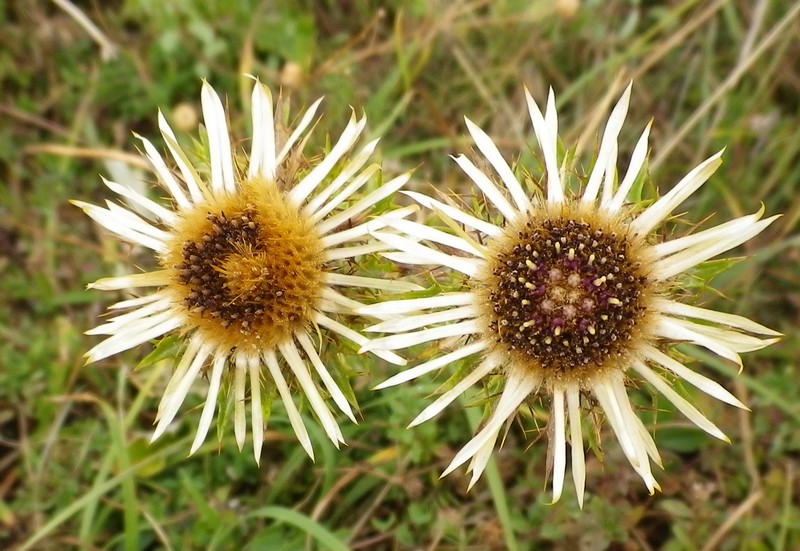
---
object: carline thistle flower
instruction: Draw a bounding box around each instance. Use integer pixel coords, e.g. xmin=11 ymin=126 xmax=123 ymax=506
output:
xmin=360 ymin=83 xmax=780 ymax=506
xmin=75 ymin=80 xmax=418 ymax=462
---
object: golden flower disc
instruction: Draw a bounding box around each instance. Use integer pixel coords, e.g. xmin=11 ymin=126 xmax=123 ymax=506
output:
xmin=161 ymin=177 xmax=324 ymax=352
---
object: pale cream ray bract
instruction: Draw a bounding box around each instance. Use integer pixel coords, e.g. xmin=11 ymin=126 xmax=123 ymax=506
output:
xmin=366 ymin=305 xmax=477 ymax=333
xmin=652 ymin=216 xmax=778 ymax=280
xmin=277 ymin=97 xmax=322 ymax=165
xmin=102 ymin=177 xmax=177 ymax=225
xmin=279 ymin=341 xmax=343 ymax=446
xmin=88 ymin=271 xmax=170 ymax=290
xmin=632 ymin=360 xmax=728 ymax=442
xmin=370 ymin=231 xmax=481 ymax=277
xmin=323 ymin=242 xmax=394 ymax=262
xmin=233 ymin=354 xmax=248 ymax=450
xmin=248 ymin=355 xmax=265 ymax=462
xmin=453 ymin=154 xmax=518 ymax=222
xmin=442 ymin=374 xmax=539 ymax=477
xmin=374 ymin=340 xmax=488 ymax=390
xmin=200 ymin=81 xmax=236 ymax=194
xmin=654 ymin=298 xmax=781 ymax=337
xmin=370 ymin=83 xmax=778 ymax=505
xmin=305 ymin=142 xmax=380 ymax=220
xmin=387 ymin=218 xmax=486 ymax=258
xmin=316 ymin=172 xmax=412 ymax=235
xmin=600 ymin=142 xmax=618 ymax=206
xmin=320 ymin=203 xmax=417 ymax=250
xmin=408 ymin=352 xmax=500 ymax=427
xmin=108 ymin=293 xmax=165 ymax=311
xmin=319 ymin=288 xmax=373 ymax=318
xmin=654 ymin=317 xmax=743 ymax=367
xmin=677 ymin=322 xmax=779 ymax=353
xmin=85 ymin=296 xmax=173 ymax=335
xmin=136 ymin=132 xmax=191 ymax=209
xmin=151 ymin=342 xmax=212 ymax=442
xmin=464 ymin=117 xmax=531 ymax=212
xmin=651 ymin=207 xmax=765 ymax=259
xmin=296 ymin=331 xmax=356 ymax=423
xmin=566 ymin=387 xmax=586 ymax=507
xmin=357 ymin=292 xmax=474 ymax=317
xmin=631 ymin=151 xmax=724 ymax=236
xmin=73 ymin=200 xmax=167 ymax=252
xmin=466 ymin=437 xmax=498 ymax=490
xmin=642 ymin=345 xmax=747 ymax=409
xmin=550 ymin=388 xmax=567 ymax=503
xmin=313 ymin=312 xmax=406 ymax=366
xmin=190 ymin=353 xmax=226 ymax=454
xmin=606 ymin=120 xmax=652 ymax=212
xmin=592 ymin=375 xmax=659 ymax=493
xmin=248 ymin=81 xmax=276 ymax=181
xmin=324 ymin=272 xmax=423 ymax=292
xmin=582 ymin=82 xmax=631 ymax=204
xmin=309 ymin=162 xmax=380 ymax=223
xmin=524 ymin=87 xmax=562 ymax=204
xmin=402 ymin=191 xmax=503 ymax=237
xmin=85 ymin=311 xmax=184 ymax=363
xmin=288 ymin=112 xmax=367 ymax=208
xmin=264 ymin=349 xmax=314 ymax=460
xmin=156 ymin=336 xmax=203 ymax=420
xmin=360 ymin=319 xmax=481 ymax=353
xmin=158 ymin=111 xmax=205 ymax=204
xmin=80 ymin=79 xmax=415 ymax=462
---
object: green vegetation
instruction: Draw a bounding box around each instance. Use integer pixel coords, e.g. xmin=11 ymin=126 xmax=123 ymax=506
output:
xmin=2 ymin=0 xmax=799 ymax=549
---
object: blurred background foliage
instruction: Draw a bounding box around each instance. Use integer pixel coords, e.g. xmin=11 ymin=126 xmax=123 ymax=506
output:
xmin=1 ymin=0 xmax=799 ymax=549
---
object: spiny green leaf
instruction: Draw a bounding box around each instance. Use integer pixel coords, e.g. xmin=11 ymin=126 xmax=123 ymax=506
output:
xmin=679 ymin=257 xmax=744 ymax=290
xmin=136 ymin=335 xmax=182 ymax=370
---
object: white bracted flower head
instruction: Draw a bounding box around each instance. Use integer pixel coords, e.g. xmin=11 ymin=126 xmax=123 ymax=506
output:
xmin=360 ymin=83 xmax=780 ymax=506
xmin=75 ymin=79 xmax=419 ymax=462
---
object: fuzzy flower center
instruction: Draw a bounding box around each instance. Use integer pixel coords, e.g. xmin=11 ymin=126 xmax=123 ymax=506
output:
xmin=478 ymin=205 xmax=652 ymax=379
xmin=163 ymin=178 xmax=324 ymax=352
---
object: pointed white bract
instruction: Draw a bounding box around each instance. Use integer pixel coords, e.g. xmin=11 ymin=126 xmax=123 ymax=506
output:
xmin=368 ymin=84 xmax=778 ymax=505
xmin=80 ymin=80 xmax=413 ymax=462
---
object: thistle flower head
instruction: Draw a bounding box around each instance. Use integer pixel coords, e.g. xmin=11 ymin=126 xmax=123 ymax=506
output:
xmin=76 ymin=80 xmax=417 ymax=462
xmin=361 ymin=83 xmax=780 ymax=506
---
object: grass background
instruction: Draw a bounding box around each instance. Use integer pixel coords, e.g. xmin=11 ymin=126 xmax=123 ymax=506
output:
xmin=2 ymin=0 xmax=800 ymax=549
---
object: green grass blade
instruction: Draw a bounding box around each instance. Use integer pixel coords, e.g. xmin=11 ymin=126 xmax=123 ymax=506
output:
xmin=245 ymin=506 xmax=349 ymax=551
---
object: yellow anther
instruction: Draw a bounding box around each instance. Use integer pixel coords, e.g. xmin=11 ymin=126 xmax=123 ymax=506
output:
xmin=524 ymin=282 xmax=536 ymax=290
xmin=608 ymin=297 xmax=622 ymax=306
xmin=525 ymin=259 xmax=537 ymax=270
xmin=544 ymin=336 xmax=552 ymax=345
xmin=568 ymin=248 xmax=575 ymax=261
xmin=554 ymin=326 xmax=562 ymax=336
xmin=588 ymin=326 xmax=596 ymax=335
xmin=593 ymin=276 xmax=607 ymax=286
xmin=588 ymin=254 xmax=595 ymax=265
